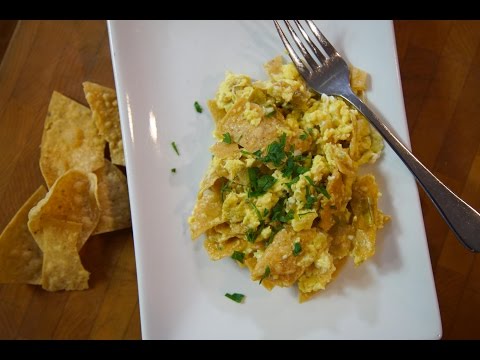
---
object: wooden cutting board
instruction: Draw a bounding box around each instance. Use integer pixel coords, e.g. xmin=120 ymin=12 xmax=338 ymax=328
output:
xmin=0 ymin=20 xmax=140 ymax=340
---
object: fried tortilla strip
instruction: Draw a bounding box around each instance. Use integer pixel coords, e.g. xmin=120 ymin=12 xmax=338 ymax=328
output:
xmin=214 ymin=98 xmax=289 ymax=152
xmin=40 ymin=91 xmax=105 ymax=188
xmin=93 ymin=160 xmax=131 ymax=235
xmin=83 ymin=82 xmax=125 ymax=166
xmin=188 ymin=181 xmax=224 ymax=239
xmin=37 ymin=218 xmax=90 ymax=291
xmin=204 ymin=236 xmax=247 ymax=260
xmin=350 ymin=174 xmax=390 ymax=265
xmin=210 ymin=142 xmax=240 ymax=159
xmin=207 ymin=99 xmax=226 ymax=123
xmin=252 ymin=227 xmax=329 ymax=289
xmin=0 ymin=186 xmax=47 ymax=285
xmin=28 ymin=169 xmax=100 ymax=251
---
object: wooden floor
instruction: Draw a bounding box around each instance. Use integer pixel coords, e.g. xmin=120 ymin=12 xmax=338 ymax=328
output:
xmin=0 ymin=20 xmax=479 ymax=339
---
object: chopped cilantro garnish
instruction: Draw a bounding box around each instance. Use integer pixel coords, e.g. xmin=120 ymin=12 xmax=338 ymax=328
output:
xmin=261 ymin=133 xmax=287 ymax=166
xmin=293 ymin=242 xmax=302 ymax=256
xmin=231 ymin=251 xmax=245 ymax=263
xmin=171 ymin=141 xmax=180 ymax=155
xmin=282 ymin=152 xmax=309 ymax=179
xmin=225 ymin=293 xmax=245 ymax=303
xmin=304 ymin=175 xmax=315 ymax=187
xmin=298 ymin=211 xmax=316 ymax=218
xmin=263 ymin=208 xmax=269 ymax=217
xmin=317 ymin=184 xmax=331 ymax=199
xmin=304 ymin=175 xmax=331 ymax=199
xmin=248 ymin=168 xmax=276 ymax=197
xmin=271 ymin=197 xmax=294 ymax=223
xmin=246 ymin=222 xmax=265 ymax=243
xmin=223 ymin=132 xmax=232 ymax=144
xmin=285 ymin=176 xmax=300 ymax=189
xmin=246 ymin=229 xmax=257 ymax=243
xmin=305 ymin=186 xmax=316 ymax=209
xmin=194 ymin=101 xmax=203 ymax=113
xmin=299 ymin=132 xmax=308 ymax=140
xmin=221 ymin=181 xmax=231 ymax=202
xmin=259 ymin=266 xmax=270 ymax=284
xmin=247 ymin=199 xmax=262 ymax=220
xmin=171 ymin=168 xmax=176 ymax=173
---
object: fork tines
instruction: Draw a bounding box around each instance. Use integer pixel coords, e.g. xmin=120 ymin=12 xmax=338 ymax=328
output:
xmin=273 ymin=20 xmax=339 ymax=75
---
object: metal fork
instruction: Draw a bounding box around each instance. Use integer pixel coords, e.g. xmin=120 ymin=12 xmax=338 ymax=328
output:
xmin=274 ymin=20 xmax=480 ymax=252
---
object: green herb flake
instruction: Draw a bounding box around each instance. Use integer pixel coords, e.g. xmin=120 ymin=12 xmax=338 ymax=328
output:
xmin=223 ymin=132 xmax=232 ymax=144
xmin=299 ymin=132 xmax=308 ymax=140
xmin=317 ymin=185 xmax=331 ymax=199
xmin=259 ymin=266 xmax=271 ymax=284
xmin=171 ymin=168 xmax=176 ymax=173
xmin=221 ymin=181 xmax=231 ymax=202
xmin=231 ymin=251 xmax=245 ymax=263
xmin=171 ymin=141 xmax=180 ymax=156
xmin=246 ymin=228 xmax=256 ymax=243
xmin=304 ymin=175 xmax=331 ymax=199
xmin=305 ymin=186 xmax=316 ymax=209
xmin=194 ymin=101 xmax=203 ymax=113
xmin=247 ymin=199 xmax=262 ymax=220
xmin=293 ymin=242 xmax=302 ymax=256
xmin=271 ymin=197 xmax=294 ymax=224
xmin=248 ymin=168 xmax=276 ymax=197
xmin=261 ymin=133 xmax=287 ymax=166
xmin=225 ymin=293 xmax=245 ymax=303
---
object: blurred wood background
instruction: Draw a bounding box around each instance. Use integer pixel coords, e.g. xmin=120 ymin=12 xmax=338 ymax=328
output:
xmin=0 ymin=20 xmax=479 ymax=339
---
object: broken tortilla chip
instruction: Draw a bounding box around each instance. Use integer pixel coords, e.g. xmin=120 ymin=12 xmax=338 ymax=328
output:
xmin=28 ymin=169 xmax=100 ymax=251
xmin=93 ymin=159 xmax=131 ymax=234
xmin=83 ymin=81 xmax=125 ymax=166
xmin=39 ymin=91 xmax=105 ymax=188
xmin=188 ymin=181 xmax=224 ymax=239
xmin=37 ymin=218 xmax=90 ymax=291
xmin=0 ymin=186 xmax=47 ymax=285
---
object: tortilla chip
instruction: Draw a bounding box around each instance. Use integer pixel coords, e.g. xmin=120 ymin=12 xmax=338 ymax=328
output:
xmin=188 ymin=181 xmax=224 ymax=239
xmin=83 ymin=82 xmax=125 ymax=166
xmin=28 ymin=169 xmax=100 ymax=251
xmin=209 ymin=142 xmax=241 ymax=159
xmin=0 ymin=186 xmax=47 ymax=285
xmin=350 ymin=174 xmax=389 ymax=265
xmin=40 ymin=91 xmax=105 ymax=188
xmin=37 ymin=218 xmax=90 ymax=291
xmin=204 ymin=236 xmax=246 ymax=260
xmin=93 ymin=160 xmax=131 ymax=235
xmin=207 ymin=99 xmax=226 ymax=123
xmin=214 ymin=98 xmax=289 ymax=152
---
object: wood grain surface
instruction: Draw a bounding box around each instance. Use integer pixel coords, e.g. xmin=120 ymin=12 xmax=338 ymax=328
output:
xmin=0 ymin=20 xmax=479 ymax=339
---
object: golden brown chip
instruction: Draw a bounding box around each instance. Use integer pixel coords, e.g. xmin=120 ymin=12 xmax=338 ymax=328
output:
xmin=37 ymin=218 xmax=90 ymax=291
xmin=93 ymin=159 xmax=131 ymax=235
xmin=350 ymin=174 xmax=389 ymax=265
xmin=209 ymin=142 xmax=241 ymax=159
xmin=252 ymin=227 xmax=329 ymax=289
xmin=188 ymin=181 xmax=224 ymax=239
xmin=214 ymin=98 xmax=289 ymax=152
xmin=0 ymin=186 xmax=47 ymax=285
xmin=28 ymin=169 xmax=100 ymax=250
xmin=83 ymin=82 xmax=125 ymax=166
xmin=40 ymin=91 xmax=105 ymax=188
xmin=207 ymin=99 xmax=226 ymax=123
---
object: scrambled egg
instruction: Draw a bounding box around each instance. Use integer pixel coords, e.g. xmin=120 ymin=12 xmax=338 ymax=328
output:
xmin=188 ymin=56 xmax=390 ymax=302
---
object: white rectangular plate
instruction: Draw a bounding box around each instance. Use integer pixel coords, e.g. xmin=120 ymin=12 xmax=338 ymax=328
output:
xmin=108 ymin=20 xmax=442 ymax=339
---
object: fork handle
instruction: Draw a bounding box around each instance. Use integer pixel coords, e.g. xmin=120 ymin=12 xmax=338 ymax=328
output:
xmin=342 ymin=91 xmax=480 ymax=252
